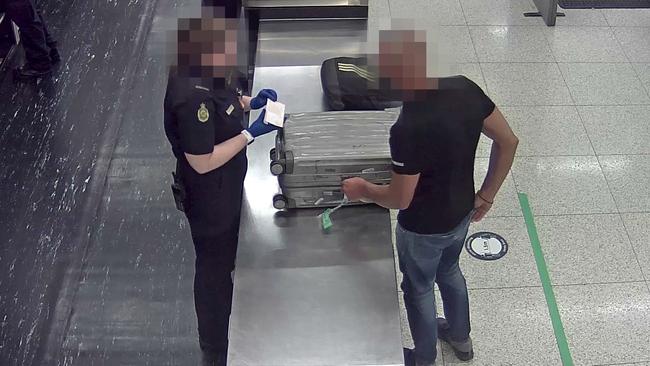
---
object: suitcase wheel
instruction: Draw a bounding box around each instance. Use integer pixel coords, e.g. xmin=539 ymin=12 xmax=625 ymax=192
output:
xmin=273 ymin=194 xmax=288 ymax=210
xmin=270 ymin=161 xmax=285 ymax=176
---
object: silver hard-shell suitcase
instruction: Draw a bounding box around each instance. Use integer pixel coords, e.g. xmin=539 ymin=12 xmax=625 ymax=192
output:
xmin=270 ymin=109 xmax=400 ymax=209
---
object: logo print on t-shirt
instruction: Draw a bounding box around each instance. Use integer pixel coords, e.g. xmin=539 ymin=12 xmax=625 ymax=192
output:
xmin=197 ymin=103 xmax=209 ymax=123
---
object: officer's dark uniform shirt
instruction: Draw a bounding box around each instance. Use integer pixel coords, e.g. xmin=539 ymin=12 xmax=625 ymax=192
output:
xmin=390 ymin=76 xmax=496 ymax=235
xmin=164 ymin=69 xmax=247 ymax=237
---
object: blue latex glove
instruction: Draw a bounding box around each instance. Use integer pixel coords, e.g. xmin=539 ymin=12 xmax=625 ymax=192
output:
xmin=250 ymin=89 xmax=278 ymax=110
xmin=246 ymin=110 xmax=281 ymax=138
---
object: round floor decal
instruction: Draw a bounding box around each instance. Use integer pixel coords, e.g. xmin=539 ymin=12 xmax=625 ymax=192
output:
xmin=465 ymin=232 xmax=508 ymax=260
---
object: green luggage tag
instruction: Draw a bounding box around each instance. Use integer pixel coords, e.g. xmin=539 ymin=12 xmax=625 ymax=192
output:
xmin=319 ymin=209 xmax=334 ymax=231
xmin=318 ymin=195 xmax=348 ymax=232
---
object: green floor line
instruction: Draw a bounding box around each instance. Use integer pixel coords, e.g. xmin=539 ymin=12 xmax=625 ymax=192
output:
xmin=518 ymin=193 xmax=574 ymax=366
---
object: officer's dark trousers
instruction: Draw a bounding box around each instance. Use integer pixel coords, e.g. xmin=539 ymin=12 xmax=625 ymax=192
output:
xmin=190 ymin=222 xmax=239 ymax=357
xmin=181 ymin=154 xmax=246 ymax=365
xmin=2 ymin=0 xmax=56 ymax=70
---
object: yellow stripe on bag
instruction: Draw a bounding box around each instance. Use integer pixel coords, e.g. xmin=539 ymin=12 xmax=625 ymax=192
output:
xmin=337 ymin=63 xmax=375 ymax=81
xmin=337 ymin=63 xmax=374 ymax=77
xmin=337 ymin=64 xmax=375 ymax=80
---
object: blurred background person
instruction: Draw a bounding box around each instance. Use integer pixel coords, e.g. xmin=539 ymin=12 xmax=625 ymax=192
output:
xmin=0 ymin=0 xmax=59 ymax=78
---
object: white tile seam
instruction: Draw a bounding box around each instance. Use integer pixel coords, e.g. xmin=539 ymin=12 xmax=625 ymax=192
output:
xmin=513 ymin=153 xmax=650 ymax=157
xmin=591 ymin=24 xmax=650 ymax=290
xmin=593 ymin=362 xmax=650 ymax=366
xmin=594 ymin=154 xmax=650 ymax=289
xmin=532 ymin=210 xmax=650 ymax=218
xmin=396 ymin=280 xmax=648 ymax=292
xmin=603 ymin=8 xmax=612 ymax=27
xmin=497 ymin=103 xmax=650 ymax=106
xmin=619 ymin=214 xmax=650 ymax=294
xmin=478 ymin=61 xmax=632 ymax=63
xmin=552 ymin=280 xmax=648 ymax=289
xmin=613 ymin=27 xmax=650 ymax=101
xmin=467 ymin=23 xmax=610 ymax=27
xmin=458 ymin=1 xmax=489 ymax=96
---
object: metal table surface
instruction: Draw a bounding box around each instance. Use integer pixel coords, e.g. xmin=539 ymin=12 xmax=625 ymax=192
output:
xmin=242 ymin=0 xmax=368 ymax=23
xmin=228 ymin=20 xmax=403 ymax=366
xmin=243 ymin=0 xmax=367 ymax=7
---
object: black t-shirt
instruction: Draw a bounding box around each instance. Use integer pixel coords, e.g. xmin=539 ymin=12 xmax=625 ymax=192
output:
xmin=390 ymin=76 xmax=496 ymax=234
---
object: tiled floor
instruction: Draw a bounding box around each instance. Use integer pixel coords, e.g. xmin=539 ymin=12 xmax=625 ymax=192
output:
xmin=379 ymin=0 xmax=650 ymax=365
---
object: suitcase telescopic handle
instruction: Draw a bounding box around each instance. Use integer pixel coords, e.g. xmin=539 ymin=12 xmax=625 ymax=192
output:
xmin=321 ymin=190 xmax=346 ymax=204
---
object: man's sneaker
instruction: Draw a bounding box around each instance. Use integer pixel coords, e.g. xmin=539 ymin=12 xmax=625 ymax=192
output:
xmin=50 ymin=48 xmax=61 ymax=64
xmin=200 ymin=349 xmax=226 ymax=366
xmin=14 ymin=65 xmax=52 ymax=79
xmin=437 ymin=317 xmax=474 ymax=361
xmin=403 ymin=347 xmax=437 ymax=366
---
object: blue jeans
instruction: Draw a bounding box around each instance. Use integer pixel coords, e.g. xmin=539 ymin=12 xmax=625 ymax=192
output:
xmin=396 ymin=212 xmax=473 ymax=365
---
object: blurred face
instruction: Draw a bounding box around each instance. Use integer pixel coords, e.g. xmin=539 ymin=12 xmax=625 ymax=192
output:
xmin=198 ymin=27 xmax=238 ymax=67
xmin=176 ymin=16 xmax=238 ymax=76
xmin=378 ymin=30 xmax=428 ymax=88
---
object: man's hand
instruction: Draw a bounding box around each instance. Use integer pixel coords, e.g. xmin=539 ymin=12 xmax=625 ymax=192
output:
xmin=342 ymin=177 xmax=370 ymax=202
xmin=472 ymin=192 xmax=493 ymax=222
xmin=343 ymin=172 xmax=419 ymax=209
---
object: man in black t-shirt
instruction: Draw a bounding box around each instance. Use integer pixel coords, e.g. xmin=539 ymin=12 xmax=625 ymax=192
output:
xmin=343 ymin=29 xmax=519 ymax=366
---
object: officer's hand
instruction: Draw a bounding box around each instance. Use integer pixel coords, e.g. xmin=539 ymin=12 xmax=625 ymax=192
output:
xmin=250 ymin=89 xmax=278 ymax=109
xmin=246 ymin=110 xmax=281 ymax=138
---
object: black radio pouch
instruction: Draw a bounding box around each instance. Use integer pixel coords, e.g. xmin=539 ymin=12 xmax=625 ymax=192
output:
xmin=171 ymin=170 xmax=188 ymax=213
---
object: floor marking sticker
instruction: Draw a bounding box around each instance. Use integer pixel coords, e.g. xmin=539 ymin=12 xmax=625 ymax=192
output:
xmin=519 ymin=192 xmax=574 ymax=366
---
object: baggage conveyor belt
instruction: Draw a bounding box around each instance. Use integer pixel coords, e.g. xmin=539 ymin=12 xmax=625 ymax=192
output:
xmin=228 ymin=19 xmax=404 ymax=366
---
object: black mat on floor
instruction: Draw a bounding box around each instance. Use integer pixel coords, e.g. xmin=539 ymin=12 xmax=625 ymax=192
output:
xmin=0 ymin=0 xmax=154 ymax=364
xmin=56 ymin=0 xmax=204 ymax=363
xmin=559 ymin=0 xmax=650 ymax=8
xmin=0 ymin=0 xmax=202 ymax=365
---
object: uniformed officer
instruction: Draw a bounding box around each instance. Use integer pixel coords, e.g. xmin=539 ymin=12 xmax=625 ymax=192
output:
xmin=0 ymin=0 xmax=59 ymax=78
xmin=163 ymin=9 xmax=280 ymax=366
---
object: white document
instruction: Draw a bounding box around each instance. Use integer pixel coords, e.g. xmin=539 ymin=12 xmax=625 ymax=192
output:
xmin=264 ymin=100 xmax=285 ymax=128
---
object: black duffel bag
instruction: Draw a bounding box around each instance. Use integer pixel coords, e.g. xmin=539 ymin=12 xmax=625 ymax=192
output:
xmin=320 ymin=57 xmax=401 ymax=111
